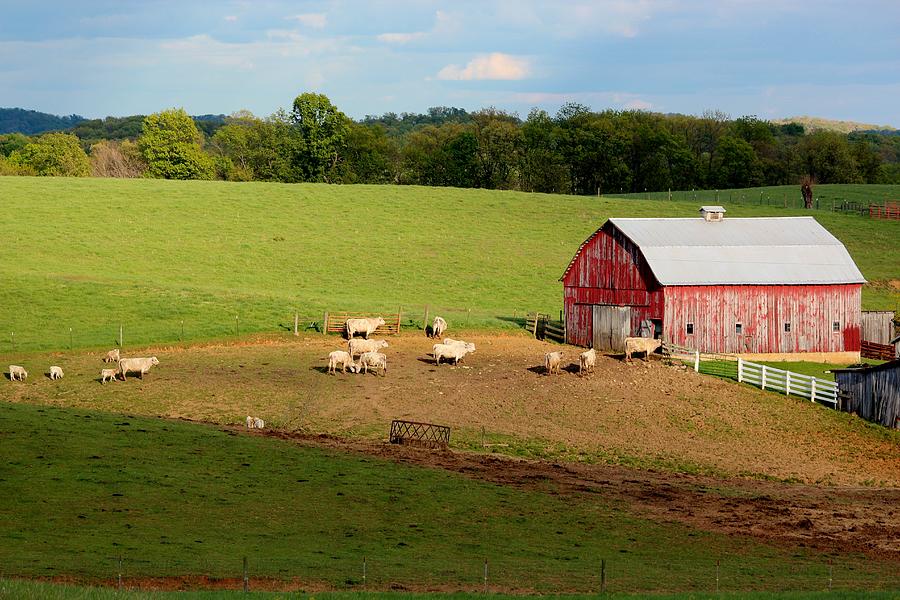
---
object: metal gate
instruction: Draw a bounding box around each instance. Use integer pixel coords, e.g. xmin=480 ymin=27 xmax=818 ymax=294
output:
xmin=592 ymin=305 xmax=631 ymax=351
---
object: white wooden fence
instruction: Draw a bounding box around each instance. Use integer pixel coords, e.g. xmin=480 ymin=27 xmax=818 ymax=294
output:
xmin=661 ymin=341 xmax=838 ymax=407
xmin=737 ymin=358 xmax=838 ymax=407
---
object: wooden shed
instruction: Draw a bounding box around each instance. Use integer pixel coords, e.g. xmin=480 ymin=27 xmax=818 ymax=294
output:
xmin=560 ymin=208 xmax=865 ymax=361
xmin=832 ymin=360 xmax=900 ymax=429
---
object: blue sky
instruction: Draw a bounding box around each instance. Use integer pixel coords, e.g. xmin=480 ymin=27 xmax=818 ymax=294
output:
xmin=1 ymin=0 xmax=899 ymax=125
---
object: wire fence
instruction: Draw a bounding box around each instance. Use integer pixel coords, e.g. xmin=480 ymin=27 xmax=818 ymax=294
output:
xmin=606 ymin=188 xmax=896 ymax=216
xmin=3 ymin=552 xmax=898 ymax=594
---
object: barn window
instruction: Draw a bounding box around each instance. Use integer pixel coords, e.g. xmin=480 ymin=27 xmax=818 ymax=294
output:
xmin=784 ymin=322 xmax=791 ymax=333
xmin=686 ymin=322 xmax=694 ymax=335
xmin=832 ymin=321 xmax=840 ymax=332
xmin=735 ymin=323 xmax=742 ymax=334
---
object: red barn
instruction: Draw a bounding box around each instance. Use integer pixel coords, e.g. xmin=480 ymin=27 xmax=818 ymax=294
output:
xmin=560 ymin=207 xmax=864 ymax=362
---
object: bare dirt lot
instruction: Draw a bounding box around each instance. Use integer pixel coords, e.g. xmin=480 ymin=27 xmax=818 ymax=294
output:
xmin=3 ymin=332 xmax=898 ymax=488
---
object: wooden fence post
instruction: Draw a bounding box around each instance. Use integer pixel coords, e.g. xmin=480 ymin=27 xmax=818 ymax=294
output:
xmin=810 ymin=378 xmax=817 ymax=403
xmin=117 ymin=556 xmax=122 ymax=591
xmin=243 ymin=556 xmax=248 ymax=592
xmin=785 ymin=371 xmax=791 ymax=396
xmin=600 ymin=558 xmax=606 ymax=594
xmin=761 ymin=365 xmax=767 ymax=390
xmin=693 ymin=350 xmax=699 ymax=372
xmin=423 ymin=305 xmax=429 ymax=330
xmin=737 ymin=357 xmax=743 ymax=383
xmin=294 ymin=313 xmax=299 ymax=336
xmin=397 ymin=307 xmax=402 ymax=333
xmin=322 ymin=312 xmax=328 ymax=335
xmin=118 ymin=324 xmax=123 ymax=348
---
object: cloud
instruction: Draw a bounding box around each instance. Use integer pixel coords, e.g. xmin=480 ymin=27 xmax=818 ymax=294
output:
xmin=624 ymin=98 xmax=652 ymax=110
xmin=437 ymin=53 xmax=530 ymax=81
xmin=224 ymin=15 xmax=238 ymax=22
xmin=509 ymin=91 xmax=653 ymax=111
xmin=377 ymin=32 xmax=426 ymax=44
xmin=284 ymin=13 xmax=327 ymax=29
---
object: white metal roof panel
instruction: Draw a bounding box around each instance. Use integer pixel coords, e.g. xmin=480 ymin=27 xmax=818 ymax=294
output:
xmin=608 ymin=217 xmax=865 ymax=285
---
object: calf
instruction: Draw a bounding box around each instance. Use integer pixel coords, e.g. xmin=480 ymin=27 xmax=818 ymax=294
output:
xmin=624 ymin=337 xmax=662 ymax=362
xmin=544 ymin=351 xmax=564 ymax=375
xmin=579 ymin=348 xmax=596 ymax=375
xmin=103 ymin=349 xmax=120 ymax=363
xmin=49 ymin=366 xmax=64 ymax=380
xmin=100 ymin=368 xmax=118 ymax=383
xmin=9 ymin=365 xmax=27 ymax=381
xmin=327 ymin=350 xmax=354 ymax=374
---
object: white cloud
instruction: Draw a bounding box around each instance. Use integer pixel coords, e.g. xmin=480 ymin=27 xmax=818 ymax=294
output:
xmin=509 ymin=91 xmax=653 ymax=111
xmin=437 ymin=53 xmax=530 ymax=81
xmin=377 ymin=32 xmax=426 ymax=44
xmin=284 ymin=13 xmax=327 ymax=29
xmin=224 ymin=15 xmax=238 ymax=22
xmin=624 ymin=98 xmax=652 ymax=110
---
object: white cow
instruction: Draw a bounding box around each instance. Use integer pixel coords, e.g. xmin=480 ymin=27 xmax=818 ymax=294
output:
xmin=100 ymin=368 xmax=118 ymax=383
xmin=579 ymin=348 xmax=597 ymax=375
xmin=245 ymin=416 xmax=265 ymax=429
xmin=49 ymin=366 xmax=64 ymax=380
xmin=103 ymin=349 xmax=120 ymax=363
xmin=348 ymin=338 xmax=389 ymax=358
xmin=9 ymin=365 xmax=27 ymax=381
xmin=431 ymin=316 xmax=447 ymax=339
xmin=327 ymin=350 xmax=354 ymax=374
xmin=442 ymin=338 xmax=476 ymax=354
xmin=544 ymin=351 xmax=565 ymax=375
xmin=433 ymin=343 xmax=473 ymax=365
xmin=624 ymin=337 xmax=662 ymax=362
xmin=356 ymin=351 xmax=387 ymax=376
xmin=345 ymin=317 xmax=385 ymax=339
xmin=118 ymin=356 xmax=160 ymax=380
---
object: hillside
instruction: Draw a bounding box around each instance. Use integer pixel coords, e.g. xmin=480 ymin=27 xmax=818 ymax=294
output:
xmin=773 ymin=115 xmax=896 ymax=134
xmin=0 ymin=107 xmax=85 ymax=135
xmin=0 ymin=178 xmax=897 ymax=352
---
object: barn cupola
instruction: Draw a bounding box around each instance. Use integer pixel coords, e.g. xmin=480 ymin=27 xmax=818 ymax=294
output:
xmin=699 ymin=205 xmax=726 ymax=222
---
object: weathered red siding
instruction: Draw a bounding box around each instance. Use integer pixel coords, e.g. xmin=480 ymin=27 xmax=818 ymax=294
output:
xmin=562 ymin=224 xmax=664 ymax=346
xmin=663 ymin=284 xmax=862 ymax=353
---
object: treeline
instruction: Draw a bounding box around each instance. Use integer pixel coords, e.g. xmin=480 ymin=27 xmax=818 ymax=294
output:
xmin=0 ymin=108 xmax=85 ymax=135
xmin=2 ymin=93 xmax=899 ymax=188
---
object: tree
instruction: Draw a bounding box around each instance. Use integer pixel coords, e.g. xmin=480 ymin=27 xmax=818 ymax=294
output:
xmin=519 ymin=109 xmax=567 ymax=193
xmin=471 ymin=108 xmax=521 ymax=189
xmin=798 ymin=131 xmax=860 ymax=183
xmin=289 ymin=93 xmax=351 ymax=182
xmin=714 ymin=136 xmax=761 ymax=188
xmin=138 ymin=108 xmax=215 ymax=180
xmin=90 ymin=140 xmax=146 ymax=178
xmin=0 ymin=133 xmax=30 ymax=157
xmin=339 ymin=123 xmax=399 ymax=184
xmin=9 ymin=132 xmax=90 ymax=176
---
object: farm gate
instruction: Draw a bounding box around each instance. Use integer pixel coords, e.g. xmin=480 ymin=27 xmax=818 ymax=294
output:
xmin=389 ymin=420 xmax=451 ymax=448
xmin=323 ymin=311 xmax=401 ymax=336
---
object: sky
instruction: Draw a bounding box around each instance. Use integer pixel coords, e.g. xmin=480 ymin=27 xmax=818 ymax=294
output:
xmin=1 ymin=0 xmax=899 ymax=125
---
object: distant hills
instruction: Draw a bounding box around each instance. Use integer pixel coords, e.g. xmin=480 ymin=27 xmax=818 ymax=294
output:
xmin=0 ymin=108 xmax=85 ymax=135
xmin=772 ymin=115 xmax=897 ymax=134
xmin=0 ymin=108 xmax=226 ymax=138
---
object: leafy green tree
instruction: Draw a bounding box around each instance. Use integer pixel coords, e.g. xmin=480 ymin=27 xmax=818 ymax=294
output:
xmin=0 ymin=133 xmax=30 ymax=157
xmin=138 ymin=108 xmax=215 ymax=180
xmin=519 ymin=109 xmax=568 ymax=193
xmin=339 ymin=123 xmax=399 ymax=184
xmin=9 ymin=132 xmax=90 ymax=176
xmin=556 ymin=110 xmax=630 ymax=195
xmin=471 ymin=108 xmax=521 ymax=189
xmin=289 ymin=93 xmax=351 ymax=182
xmin=798 ymin=131 xmax=860 ymax=183
xmin=714 ymin=136 xmax=761 ymax=188
xmin=851 ymin=138 xmax=881 ymax=183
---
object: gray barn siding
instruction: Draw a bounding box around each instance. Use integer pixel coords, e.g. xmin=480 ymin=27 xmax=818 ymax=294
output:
xmin=834 ymin=361 xmax=900 ymax=429
xmin=861 ymin=311 xmax=895 ymax=344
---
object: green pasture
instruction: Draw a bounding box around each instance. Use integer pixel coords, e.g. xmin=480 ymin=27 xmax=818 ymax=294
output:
xmin=3 ymin=580 xmax=900 ymax=600
xmin=2 ymin=402 xmax=898 ymax=594
xmin=0 ymin=177 xmax=898 ymax=352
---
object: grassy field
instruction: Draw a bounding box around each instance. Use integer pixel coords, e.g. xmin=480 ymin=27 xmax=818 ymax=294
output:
xmin=0 ymin=177 xmax=897 ymax=352
xmin=1 ymin=402 xmax=898 ymax=594
xmin=3 ymin=580 xmax=900 ymax=600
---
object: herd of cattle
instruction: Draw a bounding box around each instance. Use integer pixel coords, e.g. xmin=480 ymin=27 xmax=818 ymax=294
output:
xmin=7 ymin=348 xmax=160 ymax=384
xmin=5 ymin=316 xmax=663 ymax=385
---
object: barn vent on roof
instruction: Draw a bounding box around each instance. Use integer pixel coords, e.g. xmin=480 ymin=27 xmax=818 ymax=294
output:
xmin=700 ymin=205 xmax=726 ymax=222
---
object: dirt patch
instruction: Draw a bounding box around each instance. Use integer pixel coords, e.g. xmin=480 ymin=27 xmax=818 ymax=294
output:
xmin=3 ymin=332 xmax=898 ymax=486
xmin=262 ymin=429 xmax=900 ymax=561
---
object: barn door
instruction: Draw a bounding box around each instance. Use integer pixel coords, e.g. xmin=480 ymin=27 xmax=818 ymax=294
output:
xmin=592 ymin=305 xmax=631 ymax=351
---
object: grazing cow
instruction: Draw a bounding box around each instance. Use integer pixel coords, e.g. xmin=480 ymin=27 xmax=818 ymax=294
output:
xmin=348 ymin=338 xmax=389 ymax=358
xmin=431 ymin=316 xmax=447 ymax=339
xmin=433 ymin=343 xmax=473 ymax=365
xmin=442 ymin=338 xmax=476 ymax=354
xmin=103 ymin=349 xmax=120 ymax=363
xmin=9 ymin=365 xmax=27 ymax=381
xmin=327 ymin=350 xmax=354 ymax=374
xmin=624 ymin=337 xmax=662 ymax=362
xmin=544 ymin=351 xmax=564 ymax=375
xmin=246 ymin=416 xmax=265 ymax=429
xmin=356 ymin=351 xmax=387 ymax=376
xmin=579 ymin=348 xmax=597 ymax=375
xmin=345 ymin=317 xmax=385 ymax=339
xmin=118 ymin=356 xmax=160 ymax=380
xmin=100 ymin=368 xmax=118 ymax=383
xmin=49 ymin=366 xmax=64 ymax=380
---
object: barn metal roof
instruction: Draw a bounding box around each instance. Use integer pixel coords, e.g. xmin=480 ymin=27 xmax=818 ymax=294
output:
xmin=598 ymin=217 xmax=864 ymax=285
